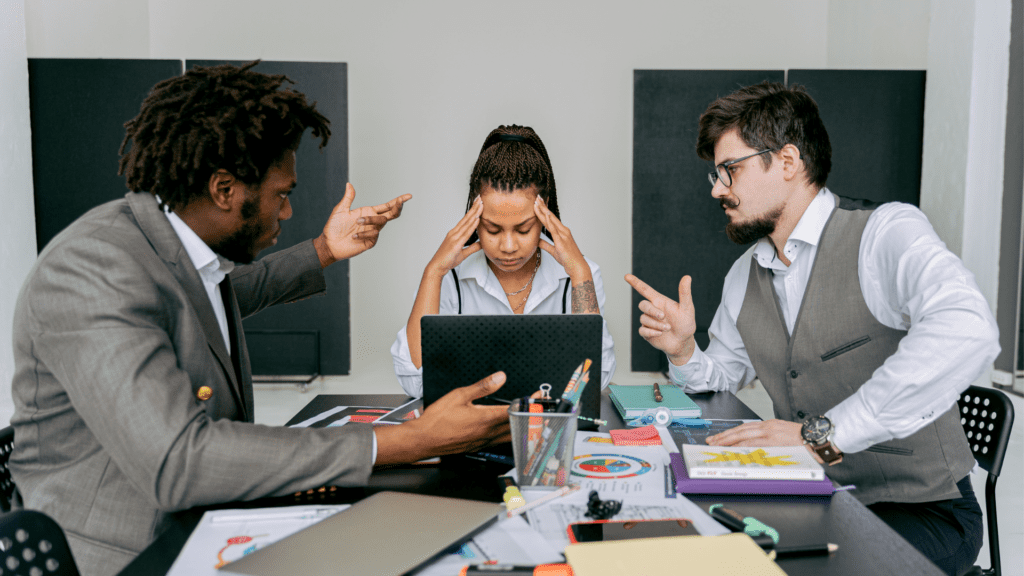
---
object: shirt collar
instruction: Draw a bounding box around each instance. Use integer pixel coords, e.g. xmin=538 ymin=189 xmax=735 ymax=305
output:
xmin=161 ymin=204 xmax=235 ymax=284
xmin=753 ymin=188 xmax=836 ymax=268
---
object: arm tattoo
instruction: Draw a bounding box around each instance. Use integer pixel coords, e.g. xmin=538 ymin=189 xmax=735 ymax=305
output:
xmin=571 ymin=280 xmax=600 ymax=314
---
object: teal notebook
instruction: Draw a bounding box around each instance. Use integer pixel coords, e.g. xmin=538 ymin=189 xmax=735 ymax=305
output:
xmin=608 ymin=384 xmax=701 ymax=419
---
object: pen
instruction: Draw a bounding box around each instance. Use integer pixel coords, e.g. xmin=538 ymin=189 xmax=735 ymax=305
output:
xmin=653 ymin=382 xmax=663 ymax=403
xmin=460 ymin=564 xmax=574 ymax=576
xmin=774 ymin=543 xmax=839 ymax=558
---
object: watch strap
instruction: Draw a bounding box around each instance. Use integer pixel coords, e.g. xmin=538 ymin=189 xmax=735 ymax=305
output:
xmin=811 ymin=440 xmax=843 ymax=465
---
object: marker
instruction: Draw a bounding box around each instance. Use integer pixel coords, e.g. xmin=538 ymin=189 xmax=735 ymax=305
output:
xmin=708 ymin=504 xmax=779 ymax=549
xmin=505 ymin=484 xmax=581 ymax=518
xmin=556 ymin=359 xmax=591 ymax=412
xmin=528 ymin=402 xmax=544 ymax=454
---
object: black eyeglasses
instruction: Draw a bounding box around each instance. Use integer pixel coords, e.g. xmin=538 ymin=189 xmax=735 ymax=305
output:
xmin=707 ymin=149 xmax=773 ymax=187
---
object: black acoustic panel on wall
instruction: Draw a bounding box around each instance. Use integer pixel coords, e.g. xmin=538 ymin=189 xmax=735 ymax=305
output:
xmin=632 ymin=70 xmax=785 ymax=373
xmin=187 ymin=60 xmax=350 ymax=376
xmin=28 ymin=59 xmax=183 ymax=252
xmin=787 ymin=70 xmax=924 ymax=206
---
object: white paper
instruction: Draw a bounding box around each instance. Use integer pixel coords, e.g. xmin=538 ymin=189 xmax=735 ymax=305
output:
xmin=411 ymin=516 xmax=563 ymax=576
xmin=569 ymin=432 xmax=675 ymax=499
xmin=517 ymin=431 xmax=729 ymax=550
xmin=166 ymin=505 xmax=349 ymax=576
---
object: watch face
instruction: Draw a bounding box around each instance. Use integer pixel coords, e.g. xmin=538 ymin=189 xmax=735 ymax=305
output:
xmin=801 ymin=416 xmax=832 ymax=444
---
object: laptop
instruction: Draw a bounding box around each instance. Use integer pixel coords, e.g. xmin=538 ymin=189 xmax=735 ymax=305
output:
xmin=220 ymin=491 xmax=502 ymax=576
xmin=421 ymin=314 xmax=603 ymax=427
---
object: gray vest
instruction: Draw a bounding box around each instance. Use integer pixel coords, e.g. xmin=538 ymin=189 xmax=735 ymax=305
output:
xmin=735 ymin=197 xmax=974 ymax=505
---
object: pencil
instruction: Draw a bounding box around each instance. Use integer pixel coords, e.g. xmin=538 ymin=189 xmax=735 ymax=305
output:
xmin=774 ymin=543 xmax=839 ymax=558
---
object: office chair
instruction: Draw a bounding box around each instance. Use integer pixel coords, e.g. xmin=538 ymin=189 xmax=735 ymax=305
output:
xmin=0 ymin=427 xmax=15 ymax=513
xmin=0 ymin=509 xmax=80 ymax=576
xmin=958 ymin=385 xmax=1015 ymax=576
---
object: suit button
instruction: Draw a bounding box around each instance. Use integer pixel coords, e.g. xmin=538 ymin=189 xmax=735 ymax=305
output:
xmin=797 ymin=411 xmax=806 ymax=419
xmin=790 ymin=370 xmax=799 ymax=378
xmin=197 ymin=386 xmax=213 ymax=401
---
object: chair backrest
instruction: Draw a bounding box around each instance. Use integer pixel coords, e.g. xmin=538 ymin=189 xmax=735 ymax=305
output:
xmin=0 ymin=426 xmax=14 ymax=513
xmin=0 ymin=509 xmax=80 ymax=576
xmin=957 ymin=385 xmax=1015 ymax=477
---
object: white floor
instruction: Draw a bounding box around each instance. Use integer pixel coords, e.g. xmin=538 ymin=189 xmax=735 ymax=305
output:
xmin=253 ymin=373 xmax=1024 ymax=575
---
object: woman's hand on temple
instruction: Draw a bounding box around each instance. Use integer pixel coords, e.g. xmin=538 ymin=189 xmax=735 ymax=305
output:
xmin=534 ymin=197 xmax=591 ymax=284
xmin=426 ymin=197 xmax=484 ymax=277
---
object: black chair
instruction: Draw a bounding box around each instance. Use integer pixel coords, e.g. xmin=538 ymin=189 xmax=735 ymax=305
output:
xmin=958 ymin=385 xmax=1015 ymax=576
xmin=0 ymin=426 xmax=15 ymax=513
xmin=0 ymin=509 xmax=80 ymax=576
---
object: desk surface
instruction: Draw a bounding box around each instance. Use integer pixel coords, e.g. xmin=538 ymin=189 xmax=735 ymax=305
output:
xmin=119 ymin=391 xmax=943 ymax=576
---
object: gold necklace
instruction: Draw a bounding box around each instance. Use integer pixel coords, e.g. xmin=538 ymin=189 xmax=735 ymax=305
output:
xmin=504 ymin=251 xmax=540 ymax=297
xmin=511 ymin=285 xmax=532 ymax=312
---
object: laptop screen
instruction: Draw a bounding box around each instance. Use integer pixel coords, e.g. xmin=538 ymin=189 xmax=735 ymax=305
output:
xmin=421 ymin=314 xmax=603 ymax=423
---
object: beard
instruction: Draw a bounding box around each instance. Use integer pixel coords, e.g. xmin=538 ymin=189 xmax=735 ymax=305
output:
xmin=723 ymin=199 xmax=784 ymax=245
xmin=212 ymin=197 xmax=264 ymax=264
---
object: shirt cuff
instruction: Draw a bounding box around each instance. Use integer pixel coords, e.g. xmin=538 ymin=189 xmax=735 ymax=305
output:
xmin=825 ymin=398 xmax=892 ymax=455
xmin=667 ymin=347 xmax=710 ymax=392
xmin=371 ymin=430 xmax=378 ymax=466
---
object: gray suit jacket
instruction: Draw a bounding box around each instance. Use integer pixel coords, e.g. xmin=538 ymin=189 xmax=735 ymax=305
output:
xmin=9 ymin=192 xmax=373 ymax=575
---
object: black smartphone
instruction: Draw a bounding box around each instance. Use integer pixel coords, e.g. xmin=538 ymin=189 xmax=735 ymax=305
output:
xmin=567 ymin=518 xmax=699 ymax=543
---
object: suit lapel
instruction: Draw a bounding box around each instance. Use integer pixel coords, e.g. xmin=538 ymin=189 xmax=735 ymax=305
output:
xmin=126 ymin=192 xmax=249 ymax=420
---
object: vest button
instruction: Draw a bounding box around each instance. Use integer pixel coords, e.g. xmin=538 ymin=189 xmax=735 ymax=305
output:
xmin=797 ymin=411 xmax=806 ymax=419
xmin=790 ymin=370 xmax=799 ymax=378
xmin=196 ymin=386 xmax=213 ymax=401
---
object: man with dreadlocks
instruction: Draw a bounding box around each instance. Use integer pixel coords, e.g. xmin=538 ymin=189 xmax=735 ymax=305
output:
xmin=8 ymin=62 xmax=511 ymax=575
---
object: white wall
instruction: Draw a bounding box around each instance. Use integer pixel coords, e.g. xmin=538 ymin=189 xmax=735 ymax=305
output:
xmin=3 ymin=1 xmax=1010 ymax=406
xmin=921 ymin=0 xmax=1012 ymax=389
xmin=0 ymin=0 xmax=37 ymax=427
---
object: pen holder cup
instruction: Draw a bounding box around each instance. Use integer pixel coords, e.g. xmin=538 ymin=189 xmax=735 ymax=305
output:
xmin=509 ymin=399 xmax=578 ymax=489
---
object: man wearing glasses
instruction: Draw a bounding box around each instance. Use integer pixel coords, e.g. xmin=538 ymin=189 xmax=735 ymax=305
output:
xmin=627 ymin=82 xmax=996 ymax=576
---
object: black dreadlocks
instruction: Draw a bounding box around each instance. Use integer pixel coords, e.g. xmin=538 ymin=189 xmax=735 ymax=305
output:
xmin=465 ymin=124 xmax=560 ymax=243
xmin=118 ymin=60 xmax=330 ymax=211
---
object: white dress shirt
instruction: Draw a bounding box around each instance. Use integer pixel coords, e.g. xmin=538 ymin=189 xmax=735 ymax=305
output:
xmin=668 ymin=189 xmax=999 ymax=455
xmin=392 ymin=239 xmax=617 ymax=398
xmin=163 ymin=210 xmax=235 ymax=353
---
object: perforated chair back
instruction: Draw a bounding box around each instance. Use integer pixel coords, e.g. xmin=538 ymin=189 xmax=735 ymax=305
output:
xmin=0 ymin=510 xmax=80 ymax=576
xmin=0 ymin=427 xmax=15 ymax=513
xmin=957 ymin=385 xmax=1015 ymax=576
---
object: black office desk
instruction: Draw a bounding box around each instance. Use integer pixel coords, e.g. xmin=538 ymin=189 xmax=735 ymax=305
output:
xmin=118 ymin=391 xmax=943 ymax=576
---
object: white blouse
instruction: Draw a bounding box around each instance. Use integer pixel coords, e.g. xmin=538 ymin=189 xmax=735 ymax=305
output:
xmin=391 ymin=243 xmax=617 ymax=397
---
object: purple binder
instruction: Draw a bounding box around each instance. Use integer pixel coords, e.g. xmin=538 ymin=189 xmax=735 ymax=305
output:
xmin=670 ymin=453 xmax=836 ymax=496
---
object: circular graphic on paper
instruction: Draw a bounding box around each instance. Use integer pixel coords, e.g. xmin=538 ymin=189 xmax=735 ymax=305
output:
xmin=571 ymin=454 xmax=653 ymax=479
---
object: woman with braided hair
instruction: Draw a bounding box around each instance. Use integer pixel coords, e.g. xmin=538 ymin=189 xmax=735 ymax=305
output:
xmin=392 ymin=125 xmax=616 ymax=397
